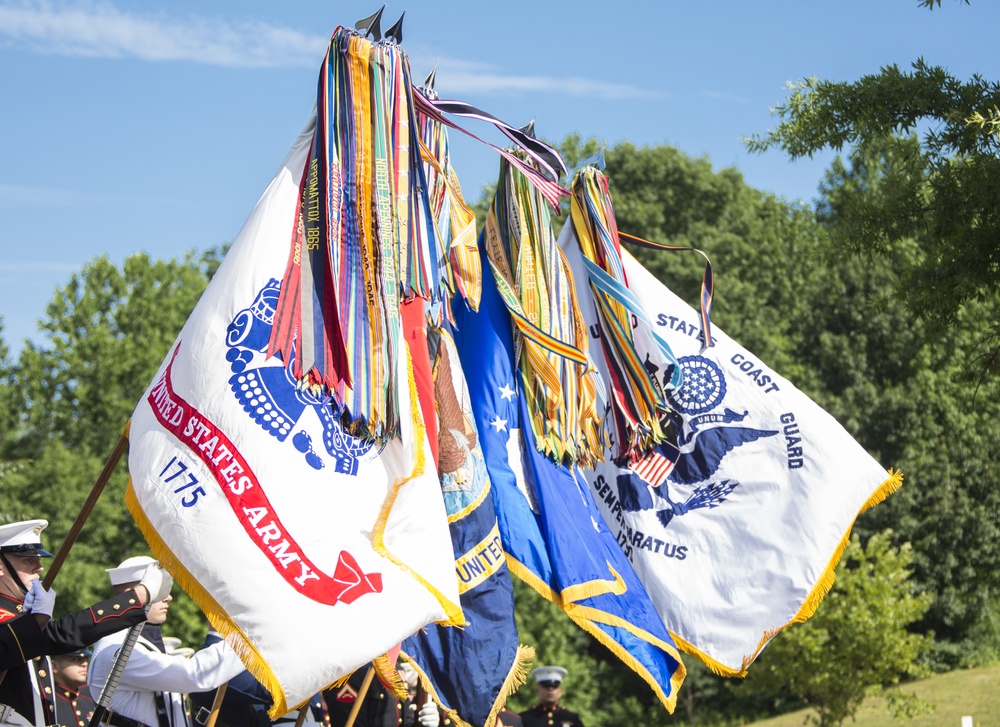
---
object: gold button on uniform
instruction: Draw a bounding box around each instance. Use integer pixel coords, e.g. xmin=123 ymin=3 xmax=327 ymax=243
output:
xmin=38 ymin=669 xmax=47 ymax=677
xmin=97 ymin=609 xmax=104 ymax=615
xmin=113 ymin=604 xmax=120 ymax=610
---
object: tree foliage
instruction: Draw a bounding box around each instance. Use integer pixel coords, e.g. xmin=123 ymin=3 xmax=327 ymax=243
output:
xmin=736 ymin=532 xmax=933 ymax=727
xmin=746 ymin=57 xmax=1000 ymax=377
xmin=11 ymin=253 xmax=214 ymax=457
xmin=1 ymin=250 xmax=219 ymax=646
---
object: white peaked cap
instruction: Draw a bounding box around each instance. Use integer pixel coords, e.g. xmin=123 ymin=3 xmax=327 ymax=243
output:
xmin=530 ymin=666 xmax=568 ymax=684
xmin=0 ymin=519 xmax=52 ymax=556
xmin=106 ymin=555 xmax=156 ymax=585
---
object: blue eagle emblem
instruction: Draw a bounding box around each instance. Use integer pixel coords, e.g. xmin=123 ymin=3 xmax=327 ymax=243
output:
xmin=224 ymin=279 xmax=373 ymax=472
xmin=616 ymin=355 xmax=777 ymax=528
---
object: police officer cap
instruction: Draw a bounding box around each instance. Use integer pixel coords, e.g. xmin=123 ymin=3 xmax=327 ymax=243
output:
xmin=531 ymin=666 xmax=568 ymax=684
xmin=0 ymin=519 xmax=53 ymax=558
xmin=106 ymin=555 xmax=156 ymax=585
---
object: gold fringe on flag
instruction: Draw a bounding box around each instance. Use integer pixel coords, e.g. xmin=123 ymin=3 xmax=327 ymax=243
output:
xmin=401 ymin=644 xmax=536 ymax=727
xmin=666 ymin=468 xmax=905 ymax=678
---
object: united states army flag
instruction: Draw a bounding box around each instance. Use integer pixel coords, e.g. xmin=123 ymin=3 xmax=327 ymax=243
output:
xmin=126 ymin=113 xmax=462 ymax=716
xmin=560 ymin=226 xmax=900 ymax=676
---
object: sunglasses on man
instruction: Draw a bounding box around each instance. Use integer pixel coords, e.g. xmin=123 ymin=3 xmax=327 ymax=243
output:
xmin=538 ymin=681 xmax=561 ymax=689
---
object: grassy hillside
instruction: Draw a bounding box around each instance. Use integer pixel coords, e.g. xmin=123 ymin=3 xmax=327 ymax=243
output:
xmin=750 ymin=664 xmax=1000 ymax=727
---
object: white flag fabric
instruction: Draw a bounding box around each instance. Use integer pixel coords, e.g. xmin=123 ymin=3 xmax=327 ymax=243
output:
xmin=127 ymin=114 xmax=463 ymax=715
xmin=560 ymin=226 xmax=900 ymax=676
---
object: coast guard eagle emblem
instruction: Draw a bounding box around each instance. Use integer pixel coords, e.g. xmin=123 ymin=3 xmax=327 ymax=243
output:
xmin=224 ymin=279 xmax=373 ymax=472
xmin=617 ymin=355 xmax=777 ymax=527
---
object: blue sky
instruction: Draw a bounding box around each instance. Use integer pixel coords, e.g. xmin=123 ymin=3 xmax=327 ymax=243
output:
xmin=2 ymin=0 xmax=998 ymax=354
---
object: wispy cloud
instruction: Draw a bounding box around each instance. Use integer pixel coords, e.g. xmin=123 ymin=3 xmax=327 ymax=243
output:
xmin=0 ymin=183 xmax=101 ymax=207
xmin=0 ymin=0 xmax=326 ymax=67
xmin=700 ymin=90 xmax=752 ymax=105
xmin=409 ymin=51 xmax=664 ymax=100
xmin=0 ymin=262 xmax=80 ymax=273
xmin=0 ymin=1 xmax=659 ymax=99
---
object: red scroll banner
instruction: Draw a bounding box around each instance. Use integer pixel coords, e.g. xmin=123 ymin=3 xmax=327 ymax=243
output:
xmin=146 ymin=344 xmax=383 ymax=606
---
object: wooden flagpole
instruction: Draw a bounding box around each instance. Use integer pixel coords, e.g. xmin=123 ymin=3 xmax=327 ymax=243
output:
xmin=42 ymin=424 xmax=130 ymax=589
xmin=343 ymin=666 xmax=376 ymax=727
xmin=293 ymin=702 xmax=311 ymax=727
xmin=203 ymin=681 xmax=230 ymax=727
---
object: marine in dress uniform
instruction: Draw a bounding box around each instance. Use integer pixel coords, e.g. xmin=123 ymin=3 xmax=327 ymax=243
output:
xmin=518 ymin=667 xmax=583 ymax=727
xmin=323 ymin=664 xmax=440 ymax=727
xmin=0 ymin=520 xmax=163 ymax=727
xmin=496 ymin=709 xmax=522 ymax=727
xmin=51 ymin=649 xmax=96 ymax=727
xmin=88 ymin=556 xmax=245 ymax=727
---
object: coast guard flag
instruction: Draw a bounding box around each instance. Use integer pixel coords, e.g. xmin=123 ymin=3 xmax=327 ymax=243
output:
xmin=559 ymin=224 xmax=901 ymax=676
xmin=453 ymin=243 xmax=686 ymax=713
xmin=402 ymin=326 xmax=527 ymax=727
xmin=126 ymin=113 xmax=463 ymax=716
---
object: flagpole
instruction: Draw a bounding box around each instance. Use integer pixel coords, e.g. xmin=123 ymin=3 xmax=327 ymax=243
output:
xmin=203 ymin=681 xmax=229 ymax=727
xmin=43 ymin=424 xmax=131 ymax=589
xmin=293 ymin=702 xmax=310 ymax=727
xmin=343 ymin=666 xmax=376 ymax=727
xmin=0 ymin=425 xmax=130 ymax=688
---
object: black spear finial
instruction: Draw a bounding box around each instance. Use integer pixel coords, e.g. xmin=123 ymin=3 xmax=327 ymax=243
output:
xmin=385 ymin=11 xmax=405 ymax=44
xmin=355 ymin=4 xmax=386 ymax=40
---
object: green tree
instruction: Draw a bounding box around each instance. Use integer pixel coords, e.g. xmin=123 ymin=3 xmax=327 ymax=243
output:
xmin=736 ymin=532 xmax=933 ymax=727
xmin=745 ymin=5 xmax=1000 ymax=376
xmin=798 ymin=144 xmax=1000 ymax=665
xmin=0 ymin=319 xmax=20 ymax=458
xmin=0 ymin=251 xmax=220 ymax=646
xmin=12 ymin=252 xmax=215 ymax=458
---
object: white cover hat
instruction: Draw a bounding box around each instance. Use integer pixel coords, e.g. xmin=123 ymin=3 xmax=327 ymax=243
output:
xmin=0 ymin=519 xmax=52 ymax=557
xmin=106 ymin=555 xmax=156 ymax=585
xmin=530 ymin=666 xmax=568 ymax=684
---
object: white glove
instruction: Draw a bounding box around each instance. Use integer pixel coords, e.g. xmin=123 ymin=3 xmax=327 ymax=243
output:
xmin=417 ymin=703 xmax=440 ymax=727
xmin=23 ymin=580 xmax=56 ymax=617
xmin=138 ymin=563 xmax=173 ymax=605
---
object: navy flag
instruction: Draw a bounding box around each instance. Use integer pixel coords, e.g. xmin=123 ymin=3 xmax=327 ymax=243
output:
xmin=403 ymin=325 xmax=531 ymax=727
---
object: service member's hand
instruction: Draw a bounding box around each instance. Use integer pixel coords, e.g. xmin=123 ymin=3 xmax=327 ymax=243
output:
xmin=417 ymin=703 xmax=440 ymax=727
xmin=138 ymin=563 xmax=173 ymax=606
xmin=24 ymin=579 xmax=56 ymax=617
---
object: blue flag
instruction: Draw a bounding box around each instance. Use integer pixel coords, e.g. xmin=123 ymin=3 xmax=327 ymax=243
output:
xmin=453 ymin=239 xmax=686 ymax=713
xmin=403 ymin=326 xmax=530 ymax=727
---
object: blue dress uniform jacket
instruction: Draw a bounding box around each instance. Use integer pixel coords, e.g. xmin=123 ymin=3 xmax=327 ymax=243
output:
xmin=0 ymin=590 xmax=147 ymax=727
xmin=324 ymin=667 xmax=414 ymax=727
xmin=189 ymin=632 xmax=272 ymax=727
xmin=518 ymin=705 xmax=584 ymax=727
xmin=1 ymin=615 xmax=46 ymax=671
xmin=53 ymin=683 xmax=96 ymax=727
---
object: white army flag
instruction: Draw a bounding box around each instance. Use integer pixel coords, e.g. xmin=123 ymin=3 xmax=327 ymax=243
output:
xmin=127 ymin=114 xmax=462 ymax=715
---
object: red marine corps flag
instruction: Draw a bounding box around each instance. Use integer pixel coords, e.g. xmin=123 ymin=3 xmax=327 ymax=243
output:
xmin=126 ymin=106 xmax=462 ymax=716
